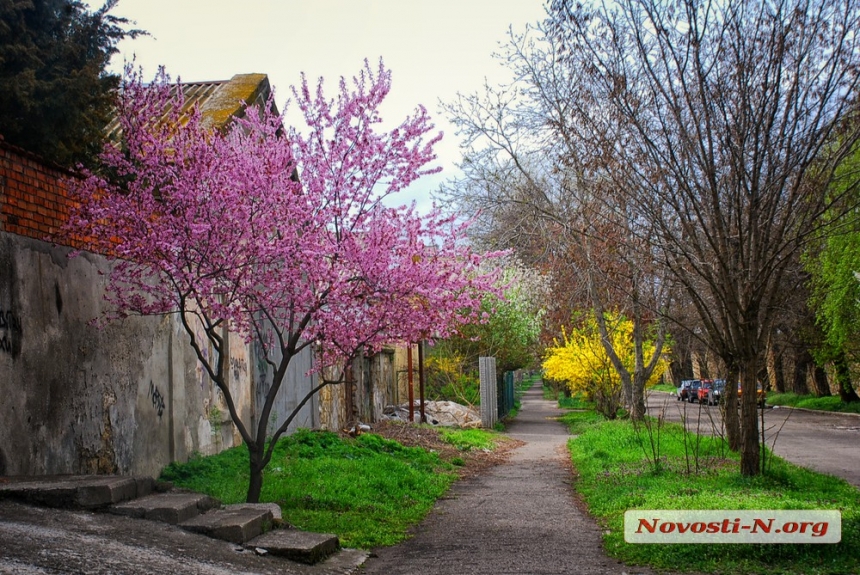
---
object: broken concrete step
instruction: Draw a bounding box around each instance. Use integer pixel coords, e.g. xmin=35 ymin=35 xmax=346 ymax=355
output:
xmin=0 ymin=475 xmax=151 ymax=509
xmin=109 ymin=491 xmax=219 ymax=524
xmin=223 ymin=502 xmax=286 ymax=526
xmin=180 ymin=506 xmax=273 ymax=544
xmin=245 ymin=529 xmax=340 ymax=564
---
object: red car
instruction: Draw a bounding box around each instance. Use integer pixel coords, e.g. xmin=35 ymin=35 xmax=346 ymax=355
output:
xmin=697 ymin=380 xmax=714 ymax=404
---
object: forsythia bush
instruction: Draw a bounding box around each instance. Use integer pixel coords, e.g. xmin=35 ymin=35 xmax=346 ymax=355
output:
xmin=543 ymin=312 xmax=669 ymax=418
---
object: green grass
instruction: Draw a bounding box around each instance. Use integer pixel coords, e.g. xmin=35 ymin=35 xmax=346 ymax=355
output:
xmin=767 ymin=392 xmax=860 ymax=414
xmin=650 ymin=383 xmax=678 ymax=394
xmin=566 ymin=412 xmax=860 ymax=574
xmin=439 ymin=428 xmax=498 ymax=451
xmin=540 ymin=381 xmax=597 ymax=410
xmin=159 ymin=429 xmax=456 ymax=549
xmin=557 ymin=409 xmax=605 ymax=434
xmin=543 ymin=381 xmax=562 ymax=400
xmin=558 ymin=393 xmax=596 ymax=410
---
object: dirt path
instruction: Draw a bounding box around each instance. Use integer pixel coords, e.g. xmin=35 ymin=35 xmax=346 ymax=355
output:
xmin=359 ymin=386 xmax=658 ymax=575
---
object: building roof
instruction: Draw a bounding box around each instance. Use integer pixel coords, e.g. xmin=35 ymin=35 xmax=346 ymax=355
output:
xmin=104 ymin=73 xmax=275 ymax=141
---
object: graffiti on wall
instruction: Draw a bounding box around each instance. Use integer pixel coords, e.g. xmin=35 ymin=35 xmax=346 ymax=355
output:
xmin=230 ymin=356 xmax=247 ymax=383
xmin=0 ymin=308 xmax=22 ymax=354
xmin=148 ymin=381 xmax=165 ymax=418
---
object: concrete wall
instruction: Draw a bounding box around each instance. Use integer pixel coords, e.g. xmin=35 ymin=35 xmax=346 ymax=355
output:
xmin=0 ymin=231 xmax=320 ymax=477
xmin=0 ymin=232 xmax=182 ymax=476
xmin=0 ymin=141 xmax=319 ymax=478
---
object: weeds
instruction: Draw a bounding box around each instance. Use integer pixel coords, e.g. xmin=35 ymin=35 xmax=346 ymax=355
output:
xmin=767 ymin=392 xmax=860 ymax=414
xmin=160 ymin=429 xmax=456 ymax=548
xmin=568 ymin=410 xmax=860 ymax=574
xmin=439 ymin=428 xmax=497 ymax=451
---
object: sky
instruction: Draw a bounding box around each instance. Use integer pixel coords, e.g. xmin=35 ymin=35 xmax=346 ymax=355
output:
xmin=105 ymin=0 xmax=548 ymax=211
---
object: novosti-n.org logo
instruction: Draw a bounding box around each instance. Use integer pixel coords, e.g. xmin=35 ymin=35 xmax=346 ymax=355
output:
xmin=624 ymin=510 xmax=841 ymax=543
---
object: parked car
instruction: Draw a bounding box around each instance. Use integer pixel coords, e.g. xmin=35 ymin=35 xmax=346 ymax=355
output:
xmin=677 ymin=379 xmax=697 ymax=401
xmin=688 ymin=380 xmax=703 ymax=403
xmin=738 ymin=382 xmax=766 ymax=407
xmin=697 ymin=379 xmax=714 ymax=404
xmin=708 ymin=379 xmax=726 ymax=405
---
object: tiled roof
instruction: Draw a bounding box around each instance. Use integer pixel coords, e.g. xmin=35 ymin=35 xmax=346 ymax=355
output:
xmin=104 ymin=73 xmax=274 ymax=141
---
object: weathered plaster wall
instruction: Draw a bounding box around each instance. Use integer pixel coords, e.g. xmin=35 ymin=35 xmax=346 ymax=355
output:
xmin=0 ymin=232 xmax=320 ymax=477
xmin=0 ymin=233 xmax=180 ymax=476
xmin=0 ymin=135 xmax=379 ymax=479
xmin=318 ymin=351 xmax=401 ymax=431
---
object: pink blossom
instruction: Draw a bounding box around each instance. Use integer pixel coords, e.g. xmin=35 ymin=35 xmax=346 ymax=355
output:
xmin=62 ymin=61 xmax=500 ymax=501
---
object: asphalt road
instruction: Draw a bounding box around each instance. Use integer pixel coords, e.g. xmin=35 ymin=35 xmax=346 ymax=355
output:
xmin=647 ymin=391 xmax=860 ymax=486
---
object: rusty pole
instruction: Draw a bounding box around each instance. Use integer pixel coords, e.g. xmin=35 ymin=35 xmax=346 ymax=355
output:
xmin=418 ymin=340 xmax=426 ymax=423
xmin=407 ymin=344 xmax=414 ymax=422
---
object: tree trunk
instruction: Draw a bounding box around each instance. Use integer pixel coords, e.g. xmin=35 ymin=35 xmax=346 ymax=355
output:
xmin=791 ymin=350 xmax=812 ymax=395
xmin=723 ymin=364 xmax=741 ymax=452
xmin=630 ymin=376 xmax=646 ymax=421
xmin=246 ymin=447 xmax=264 ymax=503
xmin=809 ymin=364 xmax=831 ymax=397
xmin=766 ymin=339 xmax=785 ymax=393
xmin=834 ymin=352 xmax=860 ymax=403
xmin=739 ymin=360 xmax=760 ymax=476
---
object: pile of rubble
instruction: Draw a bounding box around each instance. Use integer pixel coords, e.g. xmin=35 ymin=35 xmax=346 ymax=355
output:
xmin=381 ymin=400 xmax=482 ymax=428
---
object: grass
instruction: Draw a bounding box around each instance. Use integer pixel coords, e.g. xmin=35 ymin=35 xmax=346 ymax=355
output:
xmin=439 ymin=427 xmax=498 ymax=451
xmin=650 ymin=383 xmax=678 ymax=394
xmin=565 ymin=411 xmax=860 ymax=574
xmin=558 ymin=393 xmax=596 ymax=410
xmin=767 ymin=392 xmax=860 ymax=414
xmin=159 ymin=429 xmax=457 ymax=549
xmin=540 ymin=380 xmax=597 ymax=410
xmin=557 ymin=409 xmax=605 ymax=434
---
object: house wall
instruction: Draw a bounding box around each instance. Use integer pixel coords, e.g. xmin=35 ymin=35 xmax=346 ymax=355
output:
xmin=0 ymin=142 xmax=317 ymax=477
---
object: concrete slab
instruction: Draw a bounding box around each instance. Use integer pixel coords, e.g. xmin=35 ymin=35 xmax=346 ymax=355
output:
xmin=180 ymin=506 xmax=273 ymax=544
xmin=0 ymin=475 xmax=146 ymax=509
xmin=0 ymin=499 xmax=368 ymax=574
xmin=246 ymin=529 xmax=340 ymax=565
xmin=225 ymin=502 xmax=283 ymax=521
xmin=110 ymin=492 xmax=219 ymax=524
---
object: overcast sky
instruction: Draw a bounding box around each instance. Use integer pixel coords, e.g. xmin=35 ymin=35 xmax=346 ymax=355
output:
xmin=106 ymin=0 xmax=547 ymax=210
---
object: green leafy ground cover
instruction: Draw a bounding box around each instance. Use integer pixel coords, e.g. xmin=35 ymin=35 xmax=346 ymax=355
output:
xmin=161 ymin=429 xmax=457 ymax=548
xmin=565 ymin=411 xmax=860 ymax=574
xmin=767 ymin=392 xmax=860 ymax=414
xmin=439 ymin=428 xmax=497 ymax=451
xmin=650 ymin=383 xmax=678 ymax=394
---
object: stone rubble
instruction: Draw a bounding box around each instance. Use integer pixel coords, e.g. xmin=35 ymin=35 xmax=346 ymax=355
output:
xmin=381 ymin=400 xmax=482 ymax=428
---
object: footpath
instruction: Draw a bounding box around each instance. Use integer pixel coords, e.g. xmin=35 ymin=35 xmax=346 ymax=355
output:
xmin=0 ymin=387 xmax=674 ymax=575
xmin=360 ymin=386 xmax=663 ymax=575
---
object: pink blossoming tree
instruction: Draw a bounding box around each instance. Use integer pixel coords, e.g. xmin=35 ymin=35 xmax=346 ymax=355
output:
xmin=65 ymin=60 xmax=498 ymax=502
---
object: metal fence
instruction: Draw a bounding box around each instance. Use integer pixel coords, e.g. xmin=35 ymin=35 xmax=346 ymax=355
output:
xmin=497 ymin=371 xmax=516 ymax=419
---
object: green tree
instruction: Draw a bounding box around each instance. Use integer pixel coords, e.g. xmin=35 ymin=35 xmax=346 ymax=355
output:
xmin=0 ymin=0 xmax=142 ymax=167
xmin=427 ymin=264 xmax=545 ymax=403
xmin=806 ymin=146 xmax=860 ymax=403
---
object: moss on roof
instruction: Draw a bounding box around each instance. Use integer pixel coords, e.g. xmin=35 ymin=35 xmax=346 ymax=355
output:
xmin=201 ymin=73 xmax=270 ymax=131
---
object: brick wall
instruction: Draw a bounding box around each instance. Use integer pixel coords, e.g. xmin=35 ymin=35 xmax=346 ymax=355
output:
xmin=0 ymin=139 xmax=77 ymax=247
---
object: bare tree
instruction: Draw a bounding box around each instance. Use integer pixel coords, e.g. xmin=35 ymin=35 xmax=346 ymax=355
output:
xmin=546 ymin=0 xmax=860 ymax=475
xmin=440 ymin=24 xmax=671 ymax=420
